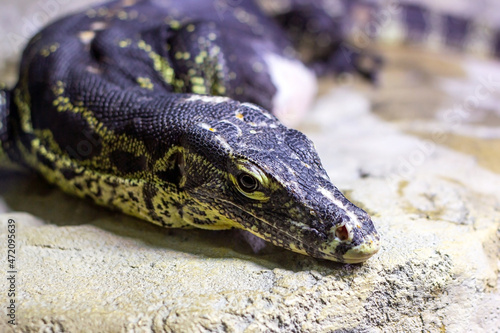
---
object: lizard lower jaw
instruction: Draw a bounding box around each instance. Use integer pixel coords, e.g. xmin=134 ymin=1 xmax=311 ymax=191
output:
xmin=341 ymin=237 xmax=381 ymax=264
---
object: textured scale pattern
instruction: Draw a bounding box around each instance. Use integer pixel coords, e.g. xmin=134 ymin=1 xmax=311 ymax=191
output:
xmin=13 ymin=0 xmax=475 ymax=263
xmin=3 ymin=0 xmax=499 ymax=262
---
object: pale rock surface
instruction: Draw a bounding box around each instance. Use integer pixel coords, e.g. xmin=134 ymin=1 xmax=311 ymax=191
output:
xmin=0 ymin=1 xmax=499 ymax=332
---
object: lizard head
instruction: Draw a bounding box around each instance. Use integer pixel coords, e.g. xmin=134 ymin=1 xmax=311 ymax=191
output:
xmin=178 ymin=97 xmax=380 ymax=263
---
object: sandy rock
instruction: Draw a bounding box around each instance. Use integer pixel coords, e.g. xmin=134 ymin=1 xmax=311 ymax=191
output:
xmin=0 ymin=1 xmax=499 ymax=332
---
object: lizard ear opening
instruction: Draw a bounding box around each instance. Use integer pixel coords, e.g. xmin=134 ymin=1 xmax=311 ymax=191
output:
xmin=156 ymin=148 xmax=186 ymax=189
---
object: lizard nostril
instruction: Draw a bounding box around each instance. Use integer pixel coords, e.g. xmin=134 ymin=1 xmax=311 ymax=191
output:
xmin=335 ymin=225 xmax=349 ymax=241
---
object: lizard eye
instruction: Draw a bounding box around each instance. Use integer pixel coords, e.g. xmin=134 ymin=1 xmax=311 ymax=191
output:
xmin=237 ymin=173 xmax=259 ymax=192
xmin=230 ymin=160 xmax=270 ymax=201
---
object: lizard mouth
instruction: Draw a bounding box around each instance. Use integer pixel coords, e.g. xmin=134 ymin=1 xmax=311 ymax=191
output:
xmin=211 ymin=196 xmax=380 ymax=263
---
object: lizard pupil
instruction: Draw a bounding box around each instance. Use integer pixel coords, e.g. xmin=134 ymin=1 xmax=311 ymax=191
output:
xmin=237 ymin=173 xmax=259 ymax=192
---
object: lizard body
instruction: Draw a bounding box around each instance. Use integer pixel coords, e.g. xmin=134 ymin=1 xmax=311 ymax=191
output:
xmin=5 ymin=0 xmax=459 ymax=263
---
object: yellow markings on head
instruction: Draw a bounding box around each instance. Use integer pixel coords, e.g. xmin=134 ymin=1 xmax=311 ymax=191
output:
xmin=235 ymin=113 xmax=244 ymax=120
xmin=137 ymin=77 xmax=154 ymax=90
xmin=183 ymin=205 xmax=240 ymax=230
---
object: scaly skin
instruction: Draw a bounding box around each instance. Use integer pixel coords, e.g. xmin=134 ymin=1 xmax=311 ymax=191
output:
xmin=0 ymin=0 xmax=381 ymax=263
